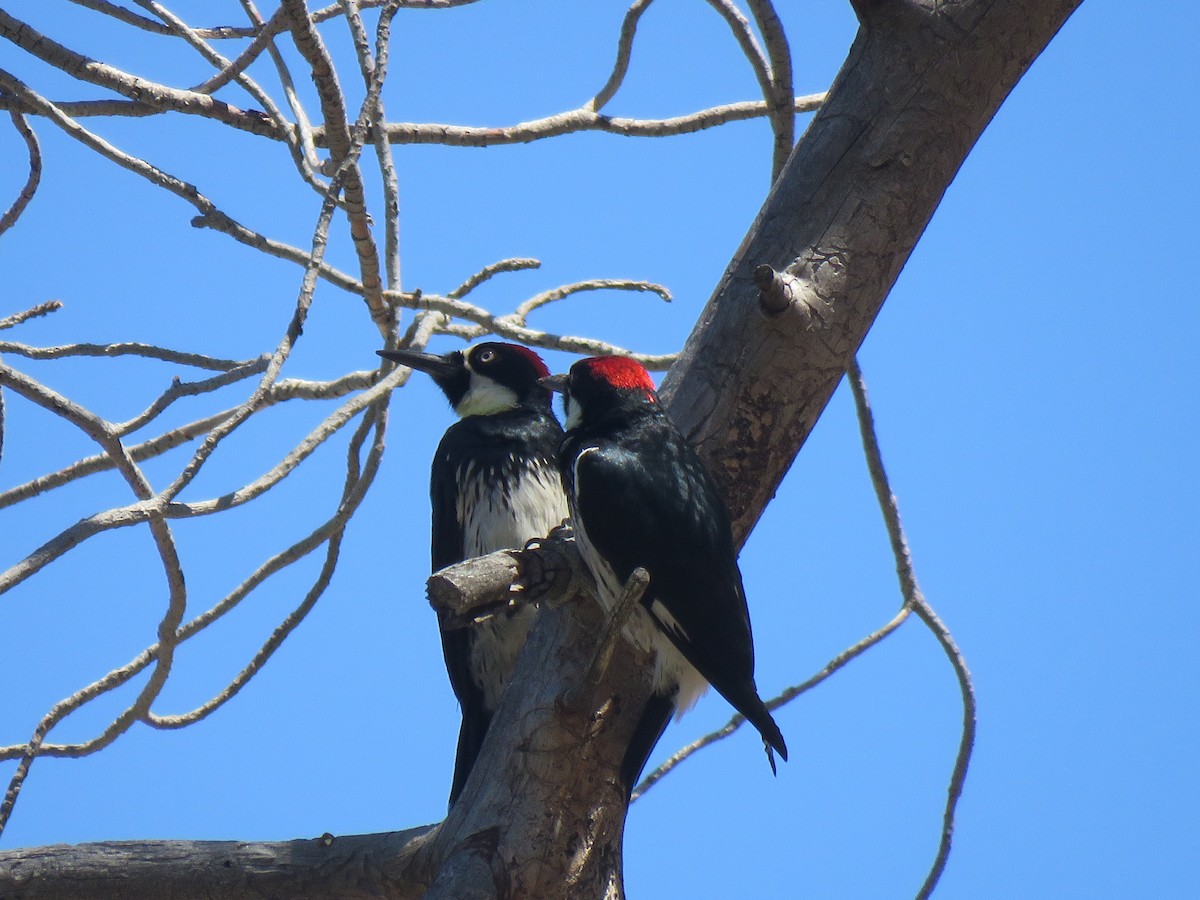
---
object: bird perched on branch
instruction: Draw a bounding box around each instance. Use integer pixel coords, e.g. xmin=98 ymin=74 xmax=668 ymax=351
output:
xmin=378 ymin=341 xmax=568 ymax=808
xmin=543 ymin=356 xmax=787 ymax=793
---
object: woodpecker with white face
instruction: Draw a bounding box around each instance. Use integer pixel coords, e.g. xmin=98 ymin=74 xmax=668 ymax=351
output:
xmin=544 ymin=356 xmax=787 ymax=791
xmin=378 ymin=342 xmax=568 ymax=808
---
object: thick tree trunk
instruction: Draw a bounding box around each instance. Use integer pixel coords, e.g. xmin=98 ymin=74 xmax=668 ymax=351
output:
xmin=0 ymin=0 xmax=1082 ymax=896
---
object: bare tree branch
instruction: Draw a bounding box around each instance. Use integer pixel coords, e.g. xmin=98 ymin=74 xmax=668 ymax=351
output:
xmin=744 ymin=0 xmax=794 ymax=179
xmin=369 ymin=94 xmax=827 ymax=147
xmin=0 ymin=10 xmax=284 ymax=139
xmin=0 ymin=300 xmax=61 ymax=333
xmin=590 ymin=0 xmax=655 ymax=113
xmin=0 ymin=105 xmax=41 ymax=237
xmin=845 ymin=359 xmax=978 ymax=900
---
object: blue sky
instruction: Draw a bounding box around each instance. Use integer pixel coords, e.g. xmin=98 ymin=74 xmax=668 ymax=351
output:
xmin=1 ymin=1 xmax=1198 ymax=897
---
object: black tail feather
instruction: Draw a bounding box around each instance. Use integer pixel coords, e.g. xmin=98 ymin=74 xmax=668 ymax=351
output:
xmin=621 ymin=692 xmax=676 ymax=798
xmin=448 ymin=704 xmax=492 ymax=810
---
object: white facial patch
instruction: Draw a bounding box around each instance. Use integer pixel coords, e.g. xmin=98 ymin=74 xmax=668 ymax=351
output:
xmin=563 ymin=392 xmax=581 ymax=431
xmin=455 ymin=369 xmax=520 ymax=418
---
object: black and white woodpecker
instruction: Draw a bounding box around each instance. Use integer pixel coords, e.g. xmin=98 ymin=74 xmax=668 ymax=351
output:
xmin=543 ymin=356 xmax=787 ymax=792
xmin=378 ymin=341 xmax=568 ymax=808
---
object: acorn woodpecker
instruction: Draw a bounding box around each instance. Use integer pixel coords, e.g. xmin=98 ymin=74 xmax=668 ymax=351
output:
xmin=544 ymin=356 xmax=787 ymax=790
xmin=378 ymin=341 xmax=568 ymax=807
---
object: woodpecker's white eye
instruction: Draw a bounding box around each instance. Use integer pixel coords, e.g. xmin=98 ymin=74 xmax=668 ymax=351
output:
xmin=477 ymin=349 xmax=496 ymax=364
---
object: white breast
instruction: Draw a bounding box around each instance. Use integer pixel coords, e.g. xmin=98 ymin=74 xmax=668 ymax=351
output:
xmin=458 ymin=459 xmax=569 ymax=708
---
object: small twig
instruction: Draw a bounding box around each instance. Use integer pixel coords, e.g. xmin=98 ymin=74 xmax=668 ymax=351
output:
xmin=341 ymin=0 xmax=404 ymax=291
xmin=428 ymin=312 xmax=678 ymax=370
xmin=567 ymin=568 xmax=650 ymax=707
xmin=111 ymin=357 xmax=271 ymax=437
xmin=0 ymin=300 xmax=61 ymax=332
xmin=846 ymin=356 xmax=976 ymax=900
xmin=0 ymin=339 xmax=256 ymax=370
xmin=0 ymin=11 xmax=283 ymax=139
xmin=0 ymin=371 xmax=376 ymax=511
xmin=507 ymin=279 xmax=671 ymax=325
xmin=703 ymin=0 xmax=777 ymax=138
xmin=448 ymin=257 xmax=542 ymax=299
xmin=189 ymin=6 xmax=288 ymax=95
xmin=133 ymin=0 xmax=330 ymax=197
xmin=240 ymin=0 xmax=325 ymax=173
xmin=68 ymin=0 xmax=258 ymax=37
xmin=146 ymin=401 xmax=390 ymax=729
xmin=745 ymin=0 xmax=795 ymax=180
xmin=282 ymin=0 xmax=388 ymax=329
xmin=590 ymin=0 xmax=655 ymax=112
xmin=367 ymin=95 xmax=827 ymax=147
xmin=632 ymin=605 xmax=910 ymax=801
xmin=0 ymin=105 xmax=42 ymax=237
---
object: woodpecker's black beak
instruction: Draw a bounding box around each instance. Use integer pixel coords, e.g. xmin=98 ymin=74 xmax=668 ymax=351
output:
xmin=539 ymin=373 xmax=568 ymax=394
xmin=378 ymin=348 xmax=462 ymax=379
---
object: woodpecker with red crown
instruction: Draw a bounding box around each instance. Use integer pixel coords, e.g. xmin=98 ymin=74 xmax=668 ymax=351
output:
xmin=543 ymin=356 xmax=787 ymax=792
xmin=378 ymin=341 xmax=568 ymax=808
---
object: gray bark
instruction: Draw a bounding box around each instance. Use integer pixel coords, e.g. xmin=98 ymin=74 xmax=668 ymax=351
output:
xmin=0 ymin=0 xmax=1083 ymax=896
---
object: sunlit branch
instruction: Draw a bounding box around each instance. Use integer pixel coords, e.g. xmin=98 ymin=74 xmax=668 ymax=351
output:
xmin=846 ymin=357 xmax=976 ymax=900
xmin=631 ymin=606 xmax=911 ymax=800
xmin=0 ymin=106 xmax=41 ymax=237
xmin=745 ymin=0 xmax=794 ymax=179
xmin=0 ymin=371 xmax=376 ymax=511
xmin=0 ymin=11 xmax=283 ymax=139
xmin=0 ymin=300 xmax=61 ymax=333
xmin=341 ymin=0 xmax=404 ymax=291
xmin=507 ymin=279 xmax=672 ymax=325
xmin=365 ymin=94 xmax=826 ymax=147
xmin=590 ymin=0 xmax=655 ymax=113
xmin=132 ymin=0 xmax=330 ymax=196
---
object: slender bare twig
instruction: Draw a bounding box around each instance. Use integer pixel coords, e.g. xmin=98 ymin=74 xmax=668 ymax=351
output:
xmin=0 ymin=371 xmax=376 ymax=511
xmin=0 ymin=353 xmax=189 ymax=843
xmin=0 ymin=301 xmax=62 ymax=332
xmin=131 ymin=0 xmax=330 ymax=196
xmin=189 ymin=6 xmax=288 ymax=95
xmin=0 ymin=318 xmax=439 ymax=770
xmin=631 ymin=606 xmax=911 ymax=800
xmin=282 ymin=0 xmax=388 ymax=329
xmin=703 ymin=0 xmax=775 ymax=122
xmin=507 ymin=279 xmax=672 ymax=325
xmin=145 ymin=404 xmax=387 ymax=729
xmin=70 ymin=0 xmax=482 ymax=41
xmin=68 ymin=0 xmax=259 ymax=38
xmin=0 ymin=70 xmax=337 ymax=295
xmin=341 ymin=0 xmax=404 ymax=292
xmin=846 ymin=357 xmax=976 ymax=900
xmin=368 ymin=95 xmax=826 ymax=147
xmin=0 ymin=11 xmax=283 ymax=139
xmin=111 ymin=357 xmax=271 ymax=437
xmin=156 ymin=155 xmax=360 ymax=508
xmin=0 ymin=105 xmax=41 ymax=237
xmin=0 ymin=92 xmax=827 ymax=142
xmin=590 ymin=0 xmax=656 ymax=112
xmin=448 ymin=258 xmax=541 ymax=298
xmin=744 ymin=0 xmax=794 ymax=179
xmin=240 ymin=0 xmax=326 ymax=173
xmin=0 ymin=339 xmax=257 ymax=370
